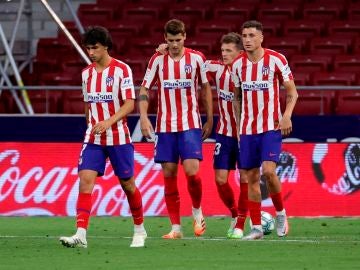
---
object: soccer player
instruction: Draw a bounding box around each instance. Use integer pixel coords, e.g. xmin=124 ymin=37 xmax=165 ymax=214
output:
xmin=205 ymin=32 xmax=248 ymax=239
xmin=59 ymin=26 xmax=147 ymax=248
xmin=138 ymin=19 xmax=213 ymax=239
xmin=231 ymin=20 xmax=298 ymax=240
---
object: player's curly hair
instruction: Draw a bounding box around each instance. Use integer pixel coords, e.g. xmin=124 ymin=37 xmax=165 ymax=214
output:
xmin=82 ymin=26 xmax=113 ymax=51
xmin=164 ymin=19 xmax=186 ymax=35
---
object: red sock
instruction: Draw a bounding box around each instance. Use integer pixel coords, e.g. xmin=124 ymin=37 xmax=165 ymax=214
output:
xmin=124 ymin=187 xmax=144 ymax=225
xmin=248 ymin=200 xmax=261 ymax=226
xmin=270 ymin=192 xmax=284 ymax=212
xmin=164 ymin=176 xmax=180 ymax=225
xmin=186 ymin=174 xmax=202 ymax=209
xmin=236 ymin=183 xmax=248 ymax=229
xmin=76 ymin=192 xmax=92 ymax=229
xmin=216 ymin=182 xmax=237 ymax=218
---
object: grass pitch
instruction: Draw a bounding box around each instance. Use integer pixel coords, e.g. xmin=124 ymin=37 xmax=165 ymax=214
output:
xmin=0 ymin=216 xmax=359 ymax=270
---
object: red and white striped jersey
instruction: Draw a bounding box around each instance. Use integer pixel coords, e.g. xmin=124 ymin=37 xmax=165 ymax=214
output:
xmin=141 ymin=48 xmax=208 ymax=133
xmin=231 ymin=48 xmax=294 ymax=135
xmin=82 ymin=58 xmax=135 ymax=145
xmin=205 ymin=60 xmax=237 ymax=138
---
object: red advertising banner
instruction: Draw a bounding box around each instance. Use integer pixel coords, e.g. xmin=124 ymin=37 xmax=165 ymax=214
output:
xmin=0 ymin=142 xmax=359 ymax=217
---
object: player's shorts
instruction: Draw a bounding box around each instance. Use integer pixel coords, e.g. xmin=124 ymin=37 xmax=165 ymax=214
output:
xmin=213 ymin=134 xmax=240 ymax=170
xmin=78 ymin=143 xmax=134 ymax=179
xmin=239 ymin=130 xmax=282 ymax=169
xmin=154 ymin=129 xmax=203 ymax=163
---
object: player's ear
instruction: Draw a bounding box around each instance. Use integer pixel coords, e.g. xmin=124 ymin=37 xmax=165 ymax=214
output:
xmin=183 ymin=33 xmax=186 ymax=41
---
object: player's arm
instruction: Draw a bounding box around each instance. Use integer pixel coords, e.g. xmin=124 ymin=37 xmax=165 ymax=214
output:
xmin=200 ymin=81 xmax=213 ymax=140
xmin=279 ymin=80 xmax=298 ymax=136
xmin=233 ymin=86 xmax=242 ymax=136
xmin=138 ymin=86 xmax=154 ymax=139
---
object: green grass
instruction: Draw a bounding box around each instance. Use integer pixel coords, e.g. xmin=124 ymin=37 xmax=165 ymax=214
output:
xmin=0 ymin=217 xmax=359 ymax=270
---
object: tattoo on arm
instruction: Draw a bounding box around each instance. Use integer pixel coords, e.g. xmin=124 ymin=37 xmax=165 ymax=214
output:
xmin=138 ymin=94 xmax=149 ymax=101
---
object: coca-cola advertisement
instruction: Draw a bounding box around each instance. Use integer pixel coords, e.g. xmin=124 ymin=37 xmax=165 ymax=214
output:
xmin=0 ymin=142 xmax=359 ymax=217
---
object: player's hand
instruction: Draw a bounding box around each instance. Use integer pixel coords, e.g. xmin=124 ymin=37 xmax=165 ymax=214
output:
xmin=92 ymin=120 xmax=110 ymax=135
xmin=140 ymin=116 xmax=155 ymax=141
xmin=277 ymin=116 xmax=292 ymax=136
xmin=202 ymin=121 xmax=212 ymax=140
xmin=156 ymin=43 xmax=168 ymax=55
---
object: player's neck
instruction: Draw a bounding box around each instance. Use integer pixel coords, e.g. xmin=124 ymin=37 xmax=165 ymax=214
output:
xmin=169 ymin=47 xmax=185 ymax=61
xmin=95 ymin=54 xmax=112 ymax=72
xmin=246 ymin=47 xmax=264 ymax=63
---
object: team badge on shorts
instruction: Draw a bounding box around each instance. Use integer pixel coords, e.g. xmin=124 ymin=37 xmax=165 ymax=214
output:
xmin=184 ymin=64 xmax=192 ymax=74
xmin=106 ymin=76 xmax=114 ymax=87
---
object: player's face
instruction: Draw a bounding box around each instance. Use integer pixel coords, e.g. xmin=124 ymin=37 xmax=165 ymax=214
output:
xmin=221 ymin=43 xmax=241 ymax=65
xmin=85 ymin=43 xmax=108 ymax=63
xmin=241 ymin=27 xmax=263 ymax=53
xmin=164 ymin=33 xmax=186 ymax=57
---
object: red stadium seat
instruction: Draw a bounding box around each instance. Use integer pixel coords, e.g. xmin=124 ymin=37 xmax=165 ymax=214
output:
xmin=283 ymin=20 xmax=325 ymax=39
xmin=310 ymin=38 xmax=350 ymax=55
xmin=0 ymin=90 xmax=15 ymax=113
xmin=77 ymin=4 xmax=114 ymax=25
xmin=257 ymin=3 xmax=298 ymax=22
xmin=312 ymin=72 xmax=357 ymax=86
xmin=27 ymin=90 xmax=62 ymax=114
xmin=122 ymin=5 xmax=161 ymax=22
xmin=347 ymin=2 xmax=360 ymax=20
xmin=187 ymin=35 xmax=216 ymax=55
xmin=213 ymin=4 xmax=253 ymax=24
xmin=335 ymin=91 xmax=360 ymax=115
xmin=169 ymin=4 xmax=209 ymax=24
xmin=265 ymin=37 xmax=304 ymax=59
xmin=353 ymin=37 xmax=360 ymax=53
xmin=333 ymin=55 xmax=360 ymax=73
xmin=291 ymin=54 xmax=332 ymax=73
xmin=195 ymin=21 xmax=236 ymax=39
xmin=303 ymin=3 xmax=343 ymax=22
xmin=293 ymin=72 xmax=311 ymax=86
xmin=328 ymin=20 xmax=360 ymax=35
xmin=293 ymin=90 xmax=334 ymax=116
xmin=62 ymin=91 xmax=85 ymax=114
xmin=128 ymin=37 xmax=164 ymax=56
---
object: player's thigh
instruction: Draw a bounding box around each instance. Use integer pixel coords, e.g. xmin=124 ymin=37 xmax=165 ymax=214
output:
xmin=78 ymin=143 xmax=107 ymax=176
xmin=107 ymin=144 xmax=134 ymax=179
xmin=239 ymin=134 xmax=261 ymax=169
xmin=178 ymin=129 xmax=203 ymax=161
xmin=154 ymin=132 xmax=179 ymax=163
xmin=214 ymin=134 xmax=237 ymax=170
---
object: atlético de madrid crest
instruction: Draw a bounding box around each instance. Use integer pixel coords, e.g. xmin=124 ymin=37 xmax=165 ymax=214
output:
xmin=184 ymin=64 xmax=192 ymax=74
xmin=262 ymin=66 xmax=270 ymax=76
xmin=106 ymin=76 xmax=114 ymax=86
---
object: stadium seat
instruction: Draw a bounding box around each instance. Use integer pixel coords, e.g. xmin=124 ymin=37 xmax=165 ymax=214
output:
xmin=265 ymin=37 xmax=304 ymax=59
xmin=77 ymin=4 xmax=114 ymax=26
xmin=36 ymin=38 xmax=73 ymax=62
xmin=213 ymin=5 xmax=253 ymax=23
xmin=335 ymin=90 xmax=360 ymax=115
xmin=187 ymin=35 xmax=216 ymax=55
xmin=0 ymin=90 xmax=15 ymax=113
xmin=327 ymin=20 xmax=360 ymax=38
xmin=292 ymin=72 xmax=311 ymax=86
xmin=195 ymin=21 xmax=236 ymax=39
xmin=293 ymin=90 xmax=334 ymax=116
xmin=257 ymin=3 xmax=298 ymax=22
xmin=127 ymin=37 xmax=164 ymax=56
xmin=62 ymin=90 xmax=85 ymax=114
xmin=312 ymin=72 xmax=357 ymax=86
xmin=283 ymin=20 xmax=325 ymax=39
xmin=122 ymin=5 xmax=161 ymax=22
xmin=333 ymin=55 xmax=360 ymax=73
xmin=259 ymin=19 xmax=282 ymax=37
xmin=291 ymin=54 xmax=332 ymax=73
xmin=27 ymin=90 xmax=61 ymax=114
xmin=353 ymin=37 xmax=360 ymax=53
xmin=303 ymin=3 xmax=343 ymax=22
xmin=310 ymin=38 xmax=350 ymax=55
xmin=169 ymin=4 xmax=209 ymax=25
xmin=347 ymin=1 xmax=360 ymax=20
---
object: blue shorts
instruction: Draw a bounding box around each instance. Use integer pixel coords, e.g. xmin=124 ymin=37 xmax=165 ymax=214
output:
xmin=239 ymin=130 xmax=282 ymax=169
xmin=213 ymin=134 xmax=240 ymax=170
xmin=154 ymin=129 xmax=203 ymax=163
xmin=78 ymin=143 xmax=134 ymax=179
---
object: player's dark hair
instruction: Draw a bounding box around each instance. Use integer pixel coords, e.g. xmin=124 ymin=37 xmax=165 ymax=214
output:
xmin=241 ymin=20 xmax=263 ymax=33
xmin=221 ymin=32 xmax=244 ymax=51
xmin=164 ymin=19 xmax=186 ymax=35
xmin=82 ymin=26 xmax=113 ymax=51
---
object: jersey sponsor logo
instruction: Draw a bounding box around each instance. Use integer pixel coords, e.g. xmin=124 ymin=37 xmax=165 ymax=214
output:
xmin=184 ymin=64 xmax=192 ymax=74
xmin=241 ymin=81 xmax=269 ymax=91
xmin=106 ymin=76 xmax=114 ymax=87
xmin=121 ymin=77 xmax=134 ymax=90
xmin=87 ymin=92 xmax=114 ymax=103
xmin=163 ymin=79 xmax=192 ymax=90
xmin=219 ymin=89 xmax=234 ymax=101
xmin=262 ymin=66 xmax=270 ymax=76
